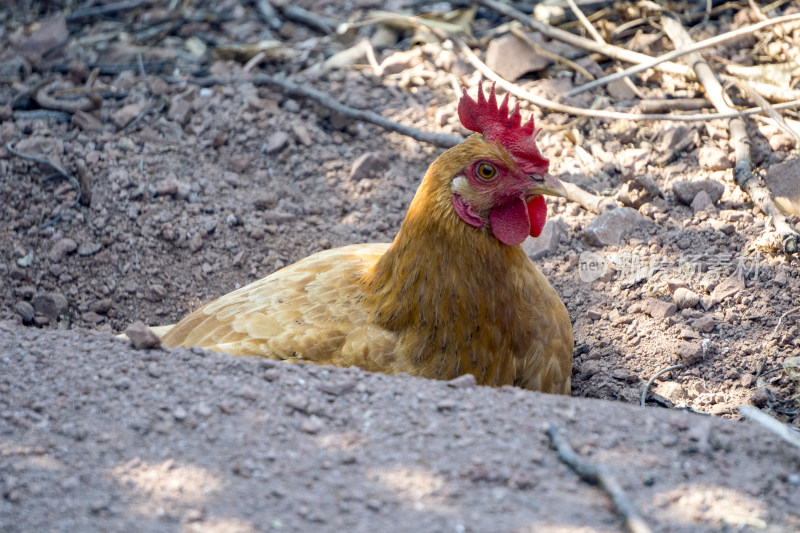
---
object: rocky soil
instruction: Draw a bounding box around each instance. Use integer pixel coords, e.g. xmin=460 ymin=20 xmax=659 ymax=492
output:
xmin=2 ymin=1 xmax=800 ymax=531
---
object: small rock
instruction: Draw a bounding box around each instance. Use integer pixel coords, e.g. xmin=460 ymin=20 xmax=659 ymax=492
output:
xmin=522 ymin=218 xmax=564 ymax=259
xmin=264 ymin=131 xmax=290 ymax=154
xmin=78 ymin=241 xmax=102 ymax=256
xmin=581 ymin=207 xmax=653 ymax=247
xmin=301 ymin=415 xmax=325 ymax=434
xmin=711 ymin=272 xmax=744 ymax=302
xmin=15 ymin=301 xmax=35 ymax=323
xmin=111 ymin=103 xmax=142 ymax=129
xmin=673 ymin=287 xmax=700 ymax=309
xmin=660 ymin=125 xmax=689 ymax=152
xmin=698 ymin=146 xmax=733 ymax=170
xmin=674 ymin=341 xmax=704 ymax=365
xmin=709 ymin=219 xmax=735 ymax=235
xmin=32 ymin=292 xmax=68 ymax=322
xmin=349 ymin=152 xmax=389 ymax=181
xmin=606 ymin=78 xmax=636 ymax=100
xmin=586 ymin=309 xmax=602 ymax=320
xmin=147 ymin=362 xmax=163 ymax=378
xmin=690 ymin=189 xmax=715 ymax=213
xmin=485 ymin=32 xmax=550 ymax=81
xmin=642 ymin=297 xmax=677 ymax=319
xmin=673 ymin=180 xmax=724 ymax=205
xmin=773 ymin=270 xmax=788 ymax=286
xmin=666 ymin=279 xmax=689 ymax=293
xmin=49 ymin=238 xmax=77 ymax=262
xmin=229 ymin=156 xmax=251 ymax=173
xmin=319 ymin=378 xmax=357 ymax=395
xmin=167 ymin=96 xmax=192 ymax=124
xmin=13 ymin=136 xmax=64 ymax=169
xmin=740 ymin=373 xmax=756 ymax=388
xmin=690 ymin=315 xmax=716 ymax=333
xmin=89 ymin=298 xmax=113 ymax=314
xmin=252 ymin=192 xmax=277 ymax=209
xmin=125 ymin=320 xmax=162 ymax=350
xmin=72 ymin=110 xmax=103 ymax=131
xmin=23 ymin=14 xmax=68 ymax=57
xmin=187 ymin=233 xmax=203 ymax=252
xmin=750 ymin=388 xmax=769 ymax=408
xmin=290 ymin=123 xmax=313 ymax=146
xmin=654 ymin=381 xmax=686 ymax=402
xmin=446 ymin=374 xmax=477 ymax=388
xmin=580 ymin=360 xmax=603 ymax=378
xmin=615 ymin=178 xmax=661 ymax=209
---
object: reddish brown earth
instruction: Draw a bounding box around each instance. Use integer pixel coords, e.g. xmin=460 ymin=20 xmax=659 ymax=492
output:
xmin=1 ymin=1 xmax=800 ymax=531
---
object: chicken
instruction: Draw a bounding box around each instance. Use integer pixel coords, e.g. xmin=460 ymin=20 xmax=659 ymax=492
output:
xmin=160 ymin=82 xmax=574 ymax=394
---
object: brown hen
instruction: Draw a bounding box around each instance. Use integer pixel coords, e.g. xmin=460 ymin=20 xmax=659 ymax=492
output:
xmin=159 ymin=82 xmax=574 ymax=393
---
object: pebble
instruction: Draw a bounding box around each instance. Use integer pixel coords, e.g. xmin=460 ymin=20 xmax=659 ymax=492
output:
xmin=15 ymin=301 xmax=35 ymax=323
xmin=522 ymin=218 xmax=565 ymax=259
xmin=349 ymin=152 xmax=389 ymax=181
xmin=125 ymin=320 xmax=162 ymax=350
xmin=642 ymin=297 xmax=677 ymax=319
xmin=674 ymin=341 xmax=704 ymax=365
xmin=654 ymin=381 xmax=686 ymax=402
xmin=290 ymin=123 xmax=313 ymax=146
xmin=167 ymin=96 xmax=192 ymax=124
xmin=78 ymin=241 xmax=102 ymax=257
xmin=673 ymin=180 xmax=724 ymax=205
xmin=264 ymin=131 xmax=289 ymax=154
xmin=446 ymin=374 xmax=477 ymax=389
xmin=485 ymin=32 xmax=549 ymax=81
xmin=111 ymin=103 xmax=142 ymax=129
xmin=750 ymin=388 xmax=769 ymax=408
xmin=711 ymin=272 xmax=744 ymax=302
xmin=586 ymin=309 xmax=602 ymax=320
xmin=71 ymin=110 xmax=103 ymax=131
xmin=301 ymin=415 xmax=325 ymax=434
xmin=673 ymin=287 xmax=700 ymax=310
xmin=581 ymin=207 xmax=653 ymax=247
xmin=690 ymin=315 xmax=716 ymax=333
xmin=697 ymin=145 xmax=733 ymax=170
xmin=32 ymin=292 xmax=68 ymax=322
xmin=690 ymin=189 xmax=715 ymax=213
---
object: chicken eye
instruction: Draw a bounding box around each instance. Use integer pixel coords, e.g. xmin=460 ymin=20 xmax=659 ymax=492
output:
xmin=476 ymin=163 xmax=496 ymax=180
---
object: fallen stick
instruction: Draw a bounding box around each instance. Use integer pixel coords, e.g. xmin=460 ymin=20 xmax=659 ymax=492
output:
xmin=661 ymin=16 xmax=799 ymax=255
xmin=739 ymin=405 xmax=800 ymax=449
xmin=547 ymin=424 xmax=653 ymax=533
xmin=455 ymin=39 xmax=800 ymax=122
xmin=570 ymin=11 xmax=800 ymax=96
xmin=563 ymin=181 xmax=616 ymax=213
xmin=188 ymin=74 xmax=464 ymax=148
xmin=477 ymin=0 xmax=693 ymax=78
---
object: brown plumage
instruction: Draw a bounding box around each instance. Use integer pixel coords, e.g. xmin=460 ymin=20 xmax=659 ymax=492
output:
xmin=160 ymin=84 xmax=573 ymax=393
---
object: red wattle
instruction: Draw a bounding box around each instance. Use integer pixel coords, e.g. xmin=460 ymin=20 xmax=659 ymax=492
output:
xmin=527 ymin=195 xmax=547 ymax=238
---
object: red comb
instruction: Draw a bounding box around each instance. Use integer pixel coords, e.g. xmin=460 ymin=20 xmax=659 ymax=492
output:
xmin=458 ymin=81 xmax=549 ymax=175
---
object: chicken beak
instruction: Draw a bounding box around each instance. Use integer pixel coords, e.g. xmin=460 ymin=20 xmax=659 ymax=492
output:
xmin=527 ymin=173 xmax=568 ymax=199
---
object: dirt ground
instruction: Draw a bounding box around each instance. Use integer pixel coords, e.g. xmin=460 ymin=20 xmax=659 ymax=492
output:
xmin=2 ymin=1 xmax=800 ymax=531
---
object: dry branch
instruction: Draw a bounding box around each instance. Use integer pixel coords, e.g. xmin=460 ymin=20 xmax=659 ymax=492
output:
xmin=547 ymin=425 xmax=653 ymax=533
xmin=6 ymin=140 xmax=83 ymax=208
xmin=477 ymin=0 xmax=693 ymax=78
xmin=189 ymin=75 xmax=463 ymax=148
xmin=661 ymin=16 xmax=799 ymax=256
xmin=570 ymin=11 xmax=800 ymax=96
xmin=739 ymin=405 xmax=800 ymax=449
xmin=454 ymin=39 xmax=800 ymax=122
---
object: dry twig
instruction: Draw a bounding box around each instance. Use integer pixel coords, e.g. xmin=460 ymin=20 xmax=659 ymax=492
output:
xmin=771 ymin=305 xmax=800 ymax=339
xmin=477 ymin=0 xmax=694 ymax=78
xmin=190 ymin=75 xmax=463 ymax=148
xmin=6 ymin=140 xmax=83 ymax=208
xmin=570 ymin=11 xmax=800 ymax=96
xmin=455 ymin=39 xmax=800 ymax=122
xmin=547 ymin=425 xmax=653 ymax=533
xmin=739 ymin=405 xmax=800 ymax=449
xmin=661 ymin=16 xmax=799 ymax=255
